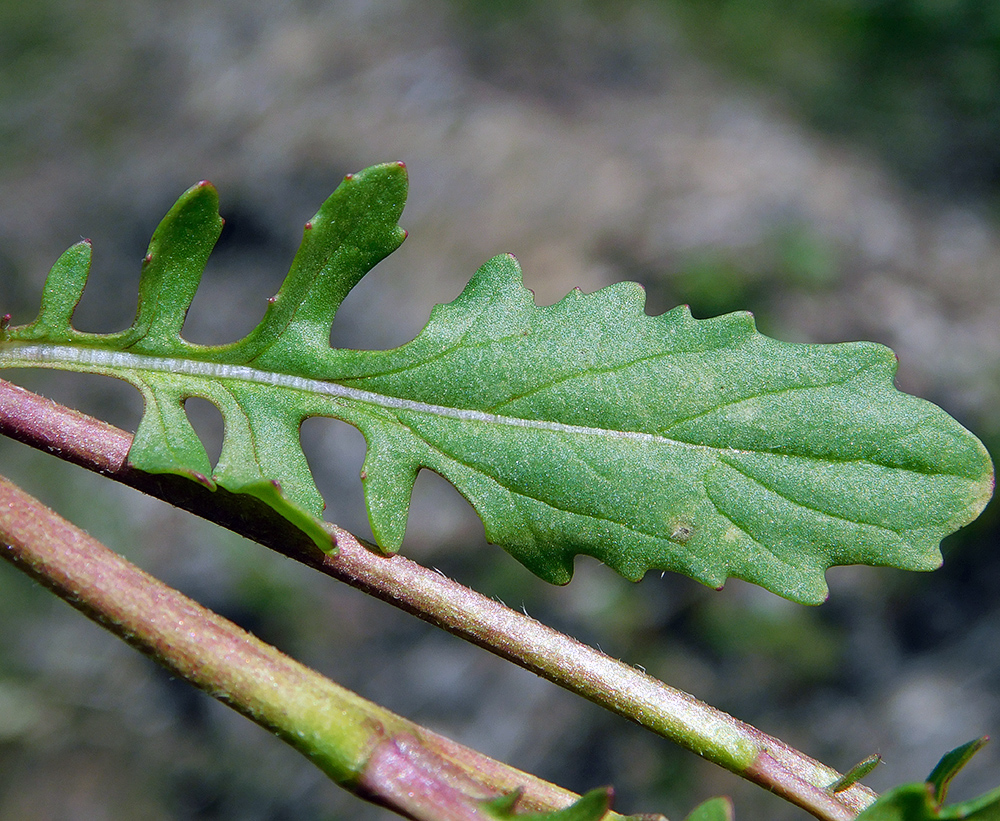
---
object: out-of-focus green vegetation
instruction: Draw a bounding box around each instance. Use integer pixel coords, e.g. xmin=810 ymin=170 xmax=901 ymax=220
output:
xmin=670 ymin=0 xmax=1000 ymax=201
xmin=450 ymin=0 xmax=1000 ymax=202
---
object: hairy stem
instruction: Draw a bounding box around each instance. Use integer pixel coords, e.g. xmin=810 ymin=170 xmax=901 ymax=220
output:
xmin=0 ymin=471 xmax=627 ymax=821
xmin=0 ymin=377 xmax=876 ymax=820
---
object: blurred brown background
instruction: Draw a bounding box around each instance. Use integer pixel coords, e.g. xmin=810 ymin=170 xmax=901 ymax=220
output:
xmin=0 ymin=2 xmax=998 ymax=819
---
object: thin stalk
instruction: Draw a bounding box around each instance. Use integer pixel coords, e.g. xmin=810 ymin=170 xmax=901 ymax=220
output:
xmin=0 ymin=377 xmax=876 ymax=820
xmin=0 ymin=473 xmax=628 ymax=821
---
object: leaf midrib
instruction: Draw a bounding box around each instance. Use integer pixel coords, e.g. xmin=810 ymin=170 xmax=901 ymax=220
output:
xmin=4 ymin=340 xmax=698 ymax=440
xmin=0 ymin=342 xmax=946 ymax=480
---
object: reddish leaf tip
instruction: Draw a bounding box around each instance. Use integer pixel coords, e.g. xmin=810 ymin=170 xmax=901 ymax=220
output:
xmin=304 ymin=221 xmax=313 ymax=230
xmin=143 ymin=253 xmax=153 ymax=263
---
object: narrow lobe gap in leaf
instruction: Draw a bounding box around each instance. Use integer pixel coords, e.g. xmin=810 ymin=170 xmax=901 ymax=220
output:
xmin=65 ymin=250 xmax=138 ymax=335
xmin=180 ymin=205 xmax=287 ymax=345
xmin=180 ymin=271 xmax=270 ymax=346
xmin=183 ymin=397 xmax=225 ymax=468
xmin=327 ymin=255 xmax=453 ymax=351
xmin=405 ymin=467 xmax=488 ymax=562
xmin=299 ymin=417 xmax=371 ymax=537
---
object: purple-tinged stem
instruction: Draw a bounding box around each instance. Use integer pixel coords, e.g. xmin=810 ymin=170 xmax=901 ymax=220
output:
xmin=0 ymin=471 xmax=628 ymax=820
xmin=0 ymin=377 xmax=875 ymax=819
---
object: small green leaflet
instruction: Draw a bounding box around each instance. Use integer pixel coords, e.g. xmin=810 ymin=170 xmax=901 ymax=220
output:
xmin=830 ymin=754 xmax=882 ymax=793
xmin=0 ymin=163 xmax=993 ymax=603
xmin=856 ymin=785 xmax=1000 ymax=821
xmin=927 ymin=737 xmax=989 ymax=805
xmin=856 ymin=739 xmax=1000 ymax=820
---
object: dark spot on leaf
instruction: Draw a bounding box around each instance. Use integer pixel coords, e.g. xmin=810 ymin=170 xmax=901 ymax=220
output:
xmin=671 ymin=524 xmax=693 ymax=543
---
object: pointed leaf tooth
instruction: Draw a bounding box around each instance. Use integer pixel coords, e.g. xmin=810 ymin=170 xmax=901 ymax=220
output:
xmin=208 ymin=385 xmax=326 ymax=519
xmin=359 ymin=434 xmax=420 ymax=554
xmin=232 ymin=479 xmax=335 ymax=553
xmin=126 ymin=180 xmax=223 ymax=350
xmin=18 ymin=240 xmax=92 ymax=341
xmin=426 ymin=254 xmax=533 ymax=342
xmin=927 ymin=737 xmax=989 ymax=805
xmin=129 ymin=384 xmax=214 ymax=484
xmin=241 ymin=162 xmax=407 ymax=366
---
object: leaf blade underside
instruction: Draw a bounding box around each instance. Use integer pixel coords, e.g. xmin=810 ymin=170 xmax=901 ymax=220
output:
xmin=0 ymin=162 xmax=993 ymax=603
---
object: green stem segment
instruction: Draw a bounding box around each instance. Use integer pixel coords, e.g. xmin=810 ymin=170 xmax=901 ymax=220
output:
xmin=0 ymin=474 xmax=384 ymax=783
xmin=0 ymin=472 xmax=616 ymax=820
xmin=0 ymin=378 xmax=876 ymax=820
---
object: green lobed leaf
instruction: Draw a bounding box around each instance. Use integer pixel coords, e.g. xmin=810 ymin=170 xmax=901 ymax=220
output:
xmin=0 ymin=162 xmax=994 ymax=602
xmin=927 ymin=737 xmax=989 ymax=805
xmin=858 ymin=740 xmax=1000 ymax=821
xmin=856 ymin=782 xmax=1000 ymax=820
xmin=17 ymin=239 xmax=93 ymax=341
